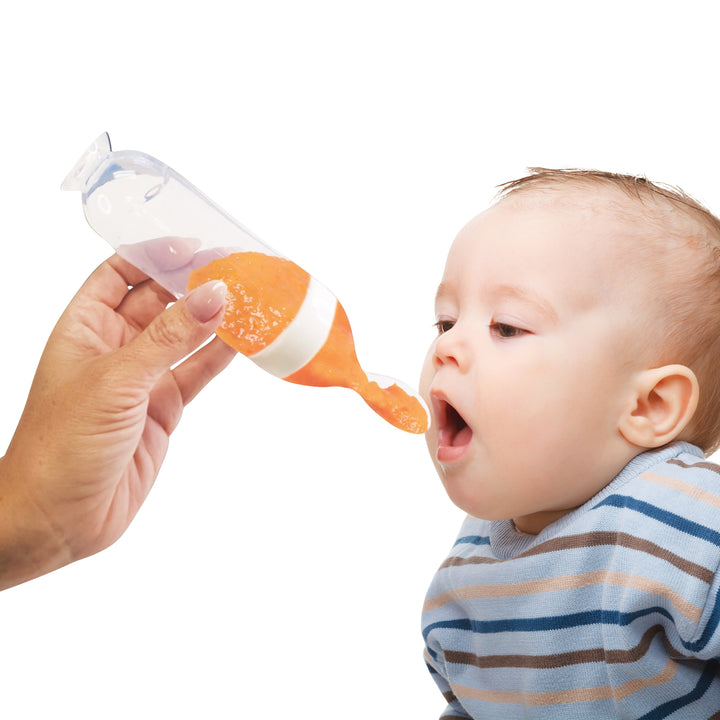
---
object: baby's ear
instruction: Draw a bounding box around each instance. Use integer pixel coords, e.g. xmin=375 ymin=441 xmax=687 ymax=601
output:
xmin=618 ymin=365 xmax=699 ymax=449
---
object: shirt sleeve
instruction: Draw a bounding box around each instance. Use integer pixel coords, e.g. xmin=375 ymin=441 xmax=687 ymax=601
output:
xmin=682 ymin=550 xmax=720 ymax=662
xmin=425 ymin=653 xmax=473 ymax=719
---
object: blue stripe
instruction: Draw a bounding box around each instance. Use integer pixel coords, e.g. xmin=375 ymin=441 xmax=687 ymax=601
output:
xmin=453 ymin=535 xmax=491 ymax=547
xmin=422 ymin=607 xmax=674 ymax=640
xmin=595 ymin=494 xmax=720 ymax=649
xmin=637 ymin=659 xmax=717 ymax=719
xmin=595 ymin=495 xmax=720 ymax=546
xmin=424 ymin=592 xmax=720 ymax=655
xmin=685 ymin=584 xmax=720 ymax=653
xmin=585 ymin=495 xmax=720 ymax=653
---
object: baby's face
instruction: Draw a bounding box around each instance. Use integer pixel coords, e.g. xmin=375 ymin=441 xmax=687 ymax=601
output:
xmin=420 ymin=193 xmax=658 ymax=533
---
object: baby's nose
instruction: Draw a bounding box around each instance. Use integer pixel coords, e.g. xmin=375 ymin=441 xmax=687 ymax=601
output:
xmin=433 ymin=326 xmax=467 ymax=369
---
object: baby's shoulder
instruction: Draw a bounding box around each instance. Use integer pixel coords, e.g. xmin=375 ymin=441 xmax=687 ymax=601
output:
xmin=592 ymin=448 xmax=720 ymax=557
xmin=581 ymin=449 xmax=720 ymax=623
xmin=594 ymin=449 xmax=720 ymax=651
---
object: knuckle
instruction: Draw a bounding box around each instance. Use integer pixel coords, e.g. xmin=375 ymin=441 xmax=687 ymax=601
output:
xmin=146 ymin=314 xmax=189 ymax=350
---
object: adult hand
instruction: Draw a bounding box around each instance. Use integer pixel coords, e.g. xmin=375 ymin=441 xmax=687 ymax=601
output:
xmin=0 ymin=253 xmax=234 ymax=590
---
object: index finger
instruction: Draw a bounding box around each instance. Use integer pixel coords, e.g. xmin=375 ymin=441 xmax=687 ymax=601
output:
xmin=75 ymin=254 xmax=156 ymax=311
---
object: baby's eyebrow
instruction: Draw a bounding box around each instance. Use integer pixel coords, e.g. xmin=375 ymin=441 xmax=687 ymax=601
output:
xmin=434 ymin=282 xmax=559 ymax=323
xmin=434 ymin=282 xmax=453 ymax=306
xmin=491 ymin=284 xmax=559 ymax=323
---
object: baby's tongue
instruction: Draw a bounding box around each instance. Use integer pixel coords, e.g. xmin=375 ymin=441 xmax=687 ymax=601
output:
xmin=453 ymin=426 xmax=473 ymax=447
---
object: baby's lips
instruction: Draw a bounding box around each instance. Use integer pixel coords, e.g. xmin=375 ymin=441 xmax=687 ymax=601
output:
xmin=428 ymin=388 xmax=462 ymax=438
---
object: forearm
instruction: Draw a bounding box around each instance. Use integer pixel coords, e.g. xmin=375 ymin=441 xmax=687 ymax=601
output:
xmin=0 ymin=453 xmax=74 ymax=591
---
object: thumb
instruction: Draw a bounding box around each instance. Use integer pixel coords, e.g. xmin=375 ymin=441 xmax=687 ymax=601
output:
xmin=120 ymin=280 xmax=228 ymax=389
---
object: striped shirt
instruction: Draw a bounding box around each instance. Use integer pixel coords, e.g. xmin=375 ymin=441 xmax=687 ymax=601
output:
xmin=422 ymin=442 xmax=720 ymax=719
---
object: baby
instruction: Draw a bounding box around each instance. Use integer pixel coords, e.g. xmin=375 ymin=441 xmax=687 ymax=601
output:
xmin=419 ymin=169 xmax=720 ymax=718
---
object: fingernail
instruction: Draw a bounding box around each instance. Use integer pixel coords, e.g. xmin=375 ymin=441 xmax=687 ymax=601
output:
xmin=186 ymin=281 xmax=227 ymax=322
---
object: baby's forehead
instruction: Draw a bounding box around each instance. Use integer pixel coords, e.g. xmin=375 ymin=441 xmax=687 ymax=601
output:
xmin=497 ymin=182 xmax=645 ymax=223
xmin=475 ymin=185 xmax=646 ymax=252
xmin=499 ymin=180 xmax=706 ymax=239
xmin=448 ymin=186 xmax=699 ymax=305
xmin=492 ymin=183 xmax=703 ymax=266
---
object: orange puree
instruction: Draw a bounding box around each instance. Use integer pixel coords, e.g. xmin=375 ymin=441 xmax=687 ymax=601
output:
xmin=187 ymin=252 xmax=308 ymax=355
xmin=357 ymin=381 xmax=428 ymax=434
xmin=284 ymin=302 xmax=366 ymax=388
xmin=187 ymin=251 xmax=428 ymax=434
xmin=286 ymin=304 xmax=428 ymax=433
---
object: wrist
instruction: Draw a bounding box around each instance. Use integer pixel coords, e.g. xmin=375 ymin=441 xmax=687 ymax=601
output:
xmin=0 ymin=452 xmax=74 ymax=591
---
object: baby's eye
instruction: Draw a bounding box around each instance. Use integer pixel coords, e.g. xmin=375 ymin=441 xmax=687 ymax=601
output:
xmin=434 ymin=319 xmax=455 ymax=335
xmin=490 ymin=322 xmax=527 ymax=339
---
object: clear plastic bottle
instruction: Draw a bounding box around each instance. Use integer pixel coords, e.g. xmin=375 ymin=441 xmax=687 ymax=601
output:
xmin=62 ymin=133 xmax=428 ymax=434
xmin=61 ymin=133 xmax=278 ymax=297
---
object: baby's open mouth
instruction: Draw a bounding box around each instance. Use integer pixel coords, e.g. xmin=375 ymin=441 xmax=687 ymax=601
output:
xmin=436 ymin=398 xmax=473 ymax=450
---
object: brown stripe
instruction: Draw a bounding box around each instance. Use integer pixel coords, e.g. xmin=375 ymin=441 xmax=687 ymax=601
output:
xmin=424 ymin=649 xmax=459 ymax=705
xmin=451 ymin=656 xmax=678 ymax=705
xmin=668 ymin=458 xmax=720 ymax=477
xmin=440 ymin=555 xmax=497 ymax=570
xmin=444 ymin=624 xmax=665 ymax=670
xmin=441 ymin=531 xmax=713 ymax=584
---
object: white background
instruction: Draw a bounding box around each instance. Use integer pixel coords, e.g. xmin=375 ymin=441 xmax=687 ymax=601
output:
xmin=1 ymin=1 xmax=719 ymax=718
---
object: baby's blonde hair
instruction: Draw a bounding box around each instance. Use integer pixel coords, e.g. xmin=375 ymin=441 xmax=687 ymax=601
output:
xmin=496 ymin=168 xmax=720 ymax=455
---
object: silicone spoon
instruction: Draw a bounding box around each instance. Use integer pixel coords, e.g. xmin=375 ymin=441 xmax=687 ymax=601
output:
xmin=61 ymin=133 xmax=428 ymax=434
